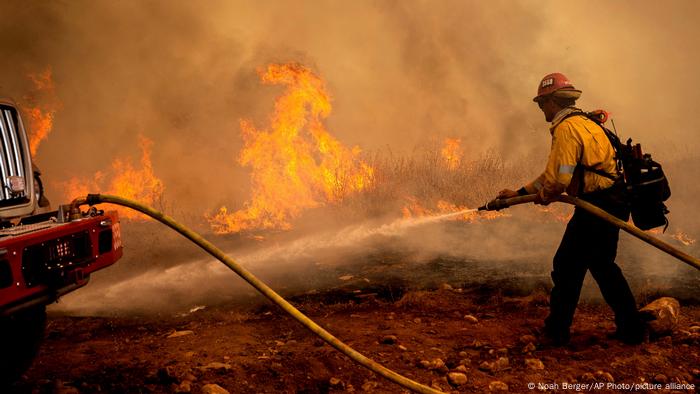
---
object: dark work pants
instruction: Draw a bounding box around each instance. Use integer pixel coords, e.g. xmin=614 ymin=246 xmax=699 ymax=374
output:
xmin=544 ymin=191 xmax=642 ymax=338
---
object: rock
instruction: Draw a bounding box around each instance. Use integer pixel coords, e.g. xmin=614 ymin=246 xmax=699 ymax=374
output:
xmin=522 ymin=342 xmax=536 ymax=353
xmin=691 ymin=368 xmax=700 ymax=378
xmin=430 ymin=358 xmax=448 ymax=373
xmin=454 ymin=365 xmax=468 ymax=373
xmin=639 ymin=297 xmax=681 ymax=335
xmin=202 ymin=384 xmax=230 ymax=394
xmin=464 ymin=315 xmax=479 ymax=324
xmin=200 ymin=362 xmax=232 ymax=371
xmin=417 ymin=358 xmax=448 ymax=373
xmin=595 ymin=370 xmax=614 ymax=383
xmin=459 ymin=358 xmax=470 ymax=366
xmin=413 ymin=318 xmax=422 ymax=324
xmin=689 ymin=325 xmax=700 ymax=334
xmin=489 ymin=381 xmax=509 ymax=391
xmin=652 ymin=374 xmax=668 ymax=384
xmin=381 ymin=335 xmax=398 ymax=345
xmin=441 ymin=283 xmax=454 ymax=290
xmin=338 ymin=275 xmax=353 ymax=281
xmin=580 ymin=372 xmax=595 ymax=383
xmin=175 ymin=380 xmax=192 ymax=393
xmin=398 ymin=345 xmax=407 ymax=351
xmin=495 ymin=357 xmax=509 ymax=371
xmin=361 ymin=381 xmax=378 ymax=391
xmin=329 ymin=377 xmax=342 ymax=386
xmin=519 ymin=334 xmax=536 ymax=344
xmin=167 ymin=330 xmax=194 ymax=338
xmin=458 ymin=351 xmax=468 ymax=358
xmin=525 ymin=358 xmax=545 ymax=370
xmin=479 ymin=357 xmax=509 ymax=373
xmin=183 ymin=372 xmax=196 ymax=382
xmin=447 ymin=372 xmax=467 ymax=385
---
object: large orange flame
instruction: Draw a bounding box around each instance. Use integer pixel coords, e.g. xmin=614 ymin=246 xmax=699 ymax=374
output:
xmin=208 ymin=63 xmax=374 ymax=233
xmin=63 ymin=136 xmax=164 ymax=220
xmin=22 ymin=67 xmax=60 ymax=156
xmin=441 ymin=137 xmax=463 ymax=170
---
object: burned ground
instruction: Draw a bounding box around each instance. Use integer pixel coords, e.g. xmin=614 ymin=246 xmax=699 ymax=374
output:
xmin=11 ymin=243 xmax=700 ymax=393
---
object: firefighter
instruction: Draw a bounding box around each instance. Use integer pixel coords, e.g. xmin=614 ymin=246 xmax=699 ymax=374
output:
xmin=497 ymin=73 xmax=644 ymax=346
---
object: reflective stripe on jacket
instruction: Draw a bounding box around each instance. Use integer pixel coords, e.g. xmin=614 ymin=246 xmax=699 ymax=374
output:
xmin=525 ymin=107 xmax=616 ymax=201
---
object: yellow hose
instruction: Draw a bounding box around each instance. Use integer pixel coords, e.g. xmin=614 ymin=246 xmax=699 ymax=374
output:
xmin=481 ymin=194 xmax=700 ymax=271
xmin=72 ymin=194 xmax=443 ymax=394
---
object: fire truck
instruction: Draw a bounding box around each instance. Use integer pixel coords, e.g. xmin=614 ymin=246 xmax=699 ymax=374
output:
xmin=0 ymin=98 xmax=123 ymax=383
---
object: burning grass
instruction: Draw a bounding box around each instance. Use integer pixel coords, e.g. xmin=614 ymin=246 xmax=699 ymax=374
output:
xmin=22 ymin=66 xmax=61 ymax=156
xmin=62 ymin=135 xmax=165 ymax=220
xmin=332 ymin=142 xmax=535 ymax=222
xmin=207 ymin=63 xmax=374 ymax=234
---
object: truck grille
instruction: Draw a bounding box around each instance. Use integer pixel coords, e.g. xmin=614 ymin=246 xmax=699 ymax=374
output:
xmin=0 ymin=105 xmax=28 ymax=205
xmin=21 ymin=231 xmax=93 ymax=287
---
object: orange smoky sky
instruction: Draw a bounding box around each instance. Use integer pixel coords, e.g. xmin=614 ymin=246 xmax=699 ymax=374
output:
xmin=0 ymin=0 xmax=697 ymax=214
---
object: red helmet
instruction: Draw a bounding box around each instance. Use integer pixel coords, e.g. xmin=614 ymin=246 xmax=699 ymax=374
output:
xmin=533 ymin=72 xmax=581 ymax=102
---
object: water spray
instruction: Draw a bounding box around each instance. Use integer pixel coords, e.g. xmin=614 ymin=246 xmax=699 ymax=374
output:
xmin=70 ymin=194 xmax=444 ymax=394
xmin=478 ymin=194 xmax=700 ymax=271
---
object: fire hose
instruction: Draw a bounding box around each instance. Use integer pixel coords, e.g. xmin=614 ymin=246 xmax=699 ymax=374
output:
xmin=70 ymin=194 xmax=444 ymax=394
xmin=478 ymin=194 xmax=700 ymax=271
xmin=69 ymin=193 xmax=700 ymax=394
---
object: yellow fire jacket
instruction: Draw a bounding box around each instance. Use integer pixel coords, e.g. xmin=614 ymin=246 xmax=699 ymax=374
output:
xmin=524 ymin=107 xmax=616 ymax=201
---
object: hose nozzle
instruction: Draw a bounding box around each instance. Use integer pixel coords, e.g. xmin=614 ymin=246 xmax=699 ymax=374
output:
xmin=478 ymin=194 xmax=538 ymax=211
xmin=478 ymin=198 xmax=508 ymax=211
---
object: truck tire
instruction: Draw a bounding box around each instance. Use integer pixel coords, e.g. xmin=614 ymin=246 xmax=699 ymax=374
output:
xmin=0 ymin=306 xmax=47 ymax=386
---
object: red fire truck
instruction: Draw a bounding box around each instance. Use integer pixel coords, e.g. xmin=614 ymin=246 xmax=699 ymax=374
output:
xmin=0 ymin=98 xmax=123 ymax=383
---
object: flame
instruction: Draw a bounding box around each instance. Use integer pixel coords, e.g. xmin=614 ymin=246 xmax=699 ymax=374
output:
xmin=208 ymin=63 xmax=374 ymax=234
xmin=644 ymin=228 xmax=697 ymax=246
xmin=401 ymin=197 xmax=506 ymax=222
xmin=22 ymin=67 xmax=61 ymax=156
xmin=671 ymin=231 xmax=696 ymax=246
xmin=536 ymin=205 xmax=573 ymax=223
xmin=63 ymin=135 xmax=164 ymax=220
xmin=441 ymin=138 xmax=463 ymax=170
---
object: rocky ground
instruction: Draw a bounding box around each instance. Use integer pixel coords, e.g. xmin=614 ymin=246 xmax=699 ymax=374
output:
xmin=10 ymin=285 xmax=700 ymax=394
xmin=9 ymin=215 xmax=700 ymax=394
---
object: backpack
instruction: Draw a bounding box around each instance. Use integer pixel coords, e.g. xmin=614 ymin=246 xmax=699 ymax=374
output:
xmin=577 ymin=110 xmax=671 ymax=231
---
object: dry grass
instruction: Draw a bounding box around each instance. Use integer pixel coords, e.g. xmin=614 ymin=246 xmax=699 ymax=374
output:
xmin=334 ymin=142 xmax=538 ymax=219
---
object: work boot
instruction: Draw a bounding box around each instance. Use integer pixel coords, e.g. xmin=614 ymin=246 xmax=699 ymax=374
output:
xmin=537 ymin=327 xmax=570 ymax=348
xmin=607 ymin=327 xmax=645 ymax=345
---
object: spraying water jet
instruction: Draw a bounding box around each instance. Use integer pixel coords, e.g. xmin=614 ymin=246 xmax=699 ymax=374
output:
xmin=478 ymin=194 xmax=700 ymax=271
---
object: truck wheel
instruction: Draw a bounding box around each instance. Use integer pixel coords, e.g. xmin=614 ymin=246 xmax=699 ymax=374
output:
xmin=0 ymin=306 xmax=47 ymax=386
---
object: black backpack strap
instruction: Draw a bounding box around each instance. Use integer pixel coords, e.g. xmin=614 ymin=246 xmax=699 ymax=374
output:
xmin=580 ymin=164 xmax=619 ymax=180
xmin=561 ymin=111 xmax=622 ymax=184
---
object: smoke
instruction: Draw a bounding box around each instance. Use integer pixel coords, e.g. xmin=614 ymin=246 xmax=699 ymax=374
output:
xmin=1 ymin=1 xmax=698 ymax=207
xmin=52 ymin=206 xmax=698 ymax=316
xmin=53 ymin=210 xmax=560 ymax=316
xmin=0 ymin=1 xmax=698 ymax=314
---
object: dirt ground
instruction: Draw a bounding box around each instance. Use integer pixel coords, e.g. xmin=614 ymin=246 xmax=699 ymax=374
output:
xmin=10 ymin=285 xmax=700 ymax=394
